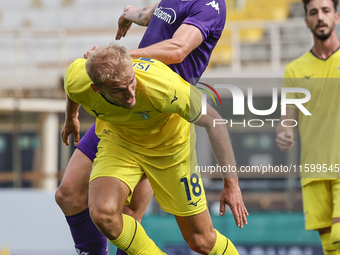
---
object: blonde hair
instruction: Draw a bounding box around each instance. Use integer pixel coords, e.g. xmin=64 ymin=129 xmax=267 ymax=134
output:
xmin=86 ymin=43 xmax=132 ymax=88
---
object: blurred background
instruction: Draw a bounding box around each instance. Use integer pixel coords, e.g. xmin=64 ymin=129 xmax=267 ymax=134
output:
xmin=0 ymin=0 xmax=332 ymax=254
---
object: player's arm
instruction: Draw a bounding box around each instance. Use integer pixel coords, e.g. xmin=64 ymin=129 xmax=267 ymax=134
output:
xmin=61 ymin=95 xmax=81 ymax=146
xmin=276 ymin=107 xmax=298 ymax=152
xmin=194 ymin=104 xmax=249 ymax=228
xmin=128 ymin=24 xmax=203 ymax=65
xmin=115 ymin=2 xmax=160 ymax=40
xmin=88 ymin=24 xmax=203 ymax=65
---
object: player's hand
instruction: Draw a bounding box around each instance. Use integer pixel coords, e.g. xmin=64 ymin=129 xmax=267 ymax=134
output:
xmin=61 ymin=116 xmax=80 ymax=146
xmin=84 ymin=46 xmax=99 ymax=59
xmin=219 ymin=179 xmax=248 ymax=228
xmin=276 ymin=131 xmax=295 ymax=152
xmin=116 ymin=6 xmax=133 ymax=40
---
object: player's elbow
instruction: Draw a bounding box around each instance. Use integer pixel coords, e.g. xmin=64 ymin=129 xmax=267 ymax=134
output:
xmin=171 ymin=48 xmax=187 ymax=64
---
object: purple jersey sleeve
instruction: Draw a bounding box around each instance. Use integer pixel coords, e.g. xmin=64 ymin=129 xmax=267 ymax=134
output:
xmin=184 ymin=0 xmax=226 ymax=41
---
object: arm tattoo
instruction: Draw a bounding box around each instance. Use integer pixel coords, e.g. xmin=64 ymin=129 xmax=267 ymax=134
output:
xmin=138 ymin=7 xmax=148 ymax=20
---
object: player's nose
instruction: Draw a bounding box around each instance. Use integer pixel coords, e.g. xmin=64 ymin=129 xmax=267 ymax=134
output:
xmin=126 ymin=86 xmax=135 ymax=98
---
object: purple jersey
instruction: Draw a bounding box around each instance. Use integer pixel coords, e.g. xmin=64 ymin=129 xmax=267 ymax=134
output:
xmin=139 ymin=0 xmax=226 ymax=84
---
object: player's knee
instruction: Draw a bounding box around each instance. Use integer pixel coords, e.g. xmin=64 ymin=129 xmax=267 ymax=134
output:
xmin=89 ymin=204 xmax=122 ymax=239
xmin=123 ymin=205 xmax=144 ymax=223
xmin=331 ymin=223 xmax=340 ymax=252
xmin=55 ymin=185 xmax=68 ymax=207
xmin=186 ymin=233 xmax=215 ymax=254
xmin=55 ymin=183 xmax=88 ymax=210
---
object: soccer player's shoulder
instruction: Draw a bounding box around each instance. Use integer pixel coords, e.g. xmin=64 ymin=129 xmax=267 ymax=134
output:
xmin=133 ymin=58 xmax=175 ymax=99
xmin=64 ymin=58 xmax=92 ymax=94
xmin=286 ymin=51 xmax=313 ymax=70
xmin=285 ymin=51 xmax=314 ymax=78
xmin=132 ymin=57 xmax=175 ymax=85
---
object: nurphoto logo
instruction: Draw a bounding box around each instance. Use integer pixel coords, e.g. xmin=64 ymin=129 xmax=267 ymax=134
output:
xmin=198 ymin=83 xmax=311 ymax=128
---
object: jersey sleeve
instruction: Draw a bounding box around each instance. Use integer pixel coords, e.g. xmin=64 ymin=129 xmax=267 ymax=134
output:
xmin=64 ymin=58 xmax=92 ymax=105
xmin=183 ymin=0 xmax=226 ymax=40
xmin=161 ymin=75 xmax=202 ymax=123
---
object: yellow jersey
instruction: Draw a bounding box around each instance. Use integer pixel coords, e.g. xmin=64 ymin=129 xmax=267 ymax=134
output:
xmin=64 ymin=58 xmax=202 ymax=156
xmin=284 ymin=49 xmax=340 ymax=186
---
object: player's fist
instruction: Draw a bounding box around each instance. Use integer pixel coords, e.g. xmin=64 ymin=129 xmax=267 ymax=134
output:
xmin=61 ymin=115 xmax=80 ymax=146
xmin=276 ymin=131 xmax=295 ymax=152
xmin=84 ymin=46 xmax=99 ymax=59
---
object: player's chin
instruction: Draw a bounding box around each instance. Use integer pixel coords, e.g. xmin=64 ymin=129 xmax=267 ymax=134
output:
xmin=123 ymin=102 xmax=136 ymax=109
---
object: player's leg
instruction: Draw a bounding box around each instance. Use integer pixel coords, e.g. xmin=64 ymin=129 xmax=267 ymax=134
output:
xmin=175 ymin=209 xmax=238 ymax=255
xmin=55 ymin=148 xmax=92 ymax=215
xmin=319 ymin=228 xmax=335 ymax=255
xmin=56 ymin=149 xmax=108 ymax=254
xmin=330 ymin=179 xmax=340 ymax=253
xmin=56 ymin=123 xmax=155 ymax=255
xmin=331 ymin=219 xmax=340 ymax=253
xmin=142 ymin=126 xmax=238 ymax=255
xmin=118 ymin=175 xmax=153 ymax=255
xmin=89 ymin=139 xmax=165 ymax=255
xmin=89 ymin=176 xmax=130 ymax=239
xmin=55 ymin=124 xmax=108 ymax=254
xmin=149 ymin=164 xmax=238 ymax=255
xmin=123 ymin=174 xmax=154 ymax=223
xmin=56 ymin=123 xmax=98 ymax=215
xmin=302 ymin=181 xmax=336 ymax=255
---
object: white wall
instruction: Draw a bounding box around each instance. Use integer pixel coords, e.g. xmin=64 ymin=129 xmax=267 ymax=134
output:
xmin=0 ymin=189 xmax=75 ymax=254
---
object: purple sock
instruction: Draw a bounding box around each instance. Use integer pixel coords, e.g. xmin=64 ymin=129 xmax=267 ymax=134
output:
xmin=66 ymin=208 xmax=108 ymax=255
xmin=116 ymin=249 xmax=128 ymax=255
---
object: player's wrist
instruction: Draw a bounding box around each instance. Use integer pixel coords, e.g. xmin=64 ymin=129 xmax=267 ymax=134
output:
xmin=123 ymin=5 xmax=133 ymax=18
xmin=65 ymin=112 xmax=79 ymax=122
xmin=223 ymin=176 xmax=239 ymax=187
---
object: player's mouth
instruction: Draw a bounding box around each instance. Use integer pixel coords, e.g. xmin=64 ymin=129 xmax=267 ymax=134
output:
xmin=126 ymin=97 xmax=134 ymax=104
xmin=317 ymin=24 xmax=328 ymax=30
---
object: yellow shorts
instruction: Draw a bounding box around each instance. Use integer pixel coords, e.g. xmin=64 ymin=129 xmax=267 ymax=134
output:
xmin=90 ymin=130 xmax=207 ymax=217
xmin=302 ymin=179 xmax=340 ymax=230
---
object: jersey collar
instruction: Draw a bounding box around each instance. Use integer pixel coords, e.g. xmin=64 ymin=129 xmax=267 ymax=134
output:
xmin=101 ymin=93 xmax=121 ymax=107
xmin=310 ymin=45 xmax=340 ymax=61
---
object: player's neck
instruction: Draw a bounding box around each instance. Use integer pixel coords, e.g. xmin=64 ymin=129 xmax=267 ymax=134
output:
xmin=312 ymin=32 xmax=340 ymax=60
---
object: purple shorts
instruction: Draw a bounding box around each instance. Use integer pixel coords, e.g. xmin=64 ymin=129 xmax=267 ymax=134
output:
xmin=76 ymin=123 xmax=99 ymax=161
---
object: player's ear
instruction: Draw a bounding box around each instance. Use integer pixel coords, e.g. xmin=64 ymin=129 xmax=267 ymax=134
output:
xmin=91 ymin=83 xmax=101 ymax=94
xmin=305 ymin=17 xmax=310 ymax=29
xmin=335 ymin=12 xmax=339 ymax=24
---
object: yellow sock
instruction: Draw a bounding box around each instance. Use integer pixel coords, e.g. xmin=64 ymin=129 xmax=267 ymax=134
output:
xmin=331 ymin=223 xmax=340 ymax=253
xmin=320 ymin=232 xmax=337 ymax=255
xmin=208 ymin=229 xmax=239 ymax=255
xmin=109 ymin=214 xmax=166 ymax=255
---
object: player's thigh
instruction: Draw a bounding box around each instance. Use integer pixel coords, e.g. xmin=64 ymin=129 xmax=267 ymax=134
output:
xmin=59 ymin=148 xmax=92 ymax=194
xmin=124 ymin=174 xmax=153 ymax=221
xmin=144 ymin=149 xmax=207 ymax=217
xmin=302 ymin=180 xmax=333 ymax=230
xmin=89 ymin=176 xmax=131 ymax=216
xmin=90 ymin=139 xmax=144 ymax=205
